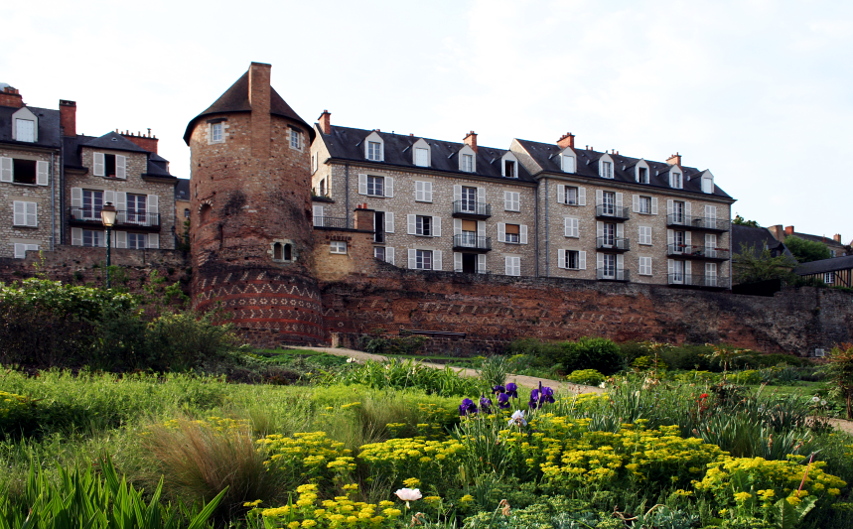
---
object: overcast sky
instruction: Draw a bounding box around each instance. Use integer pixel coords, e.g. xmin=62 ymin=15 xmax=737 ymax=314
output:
xmin=3 ymin=0 xmax=851 ymax=239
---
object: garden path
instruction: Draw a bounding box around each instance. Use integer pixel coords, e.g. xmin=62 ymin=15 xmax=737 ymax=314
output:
xmin=293 ymin=346 xmax=853 ymax=435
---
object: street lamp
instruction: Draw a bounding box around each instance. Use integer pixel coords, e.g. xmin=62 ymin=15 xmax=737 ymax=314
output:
xmin=100 ymin=202 xmax=117 ymax=289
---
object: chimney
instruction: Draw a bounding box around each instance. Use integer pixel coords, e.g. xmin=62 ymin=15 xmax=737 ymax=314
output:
xmin=354 ymin=206 xmax=374 ymax=230
xmin=59 ymin=100 xmax=77 ymax=137
xmin=248 ymin=62 xmax=272 ymax=158
xmin=767 ymin=225 xmax=784 ymax=241
xmin=318 ymin=109 xmax=331 ymax=135
xmin=0 ymin=86 xmax=24 ymax=108
xmin=833 ymin=234 xmax=842 ymax=243
xmin=121 ymin=130 xmax=159 ymax=153
xmin=463 ymin=131 xmax=478 ymax=152
xmin=557 ymin=132 xmax=575 ymax=150
xmin=666 ymin=153 xmax=682 ymax=166
xmin=785 ymin=226 xmax=795 ymax=236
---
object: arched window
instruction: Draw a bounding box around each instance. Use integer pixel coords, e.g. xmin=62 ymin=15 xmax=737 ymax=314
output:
xmin=284 ymin=244 xmax=292 ymax=261
xmin=199 ymin=203 xmax=212 ymax=224
xmin=273 ymin=242 xmax=283 ymax=260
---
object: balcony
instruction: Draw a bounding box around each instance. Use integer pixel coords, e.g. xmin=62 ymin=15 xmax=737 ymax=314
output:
xmin=594 ymin=203 xmax=630 ymax=221
xmin=666 ymin=214 xmax=729 ymax=232
xmin=666 ymin=244 xmax=730 ymax=260
xmin=667 ymin=274 xmax=731 ymax=289
xmin=452 ymin=234 xmax=492 ymax=252
xmin=69 ymin=207 xmax=160 ymax=231
xmin=452 ymin=201 xmax=491 ymax=219
xmin=595 ymin=236 xmax=630 ymax=252
xmin=596 ymin=268 xmax=630 ymax=281
xmin=453 ymin=269 xmax=491 ymax=274
xmin=313 ymin=216 xmax=348 ymax=229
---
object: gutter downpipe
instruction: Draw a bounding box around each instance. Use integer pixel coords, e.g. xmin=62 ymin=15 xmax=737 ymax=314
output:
xmin=344 ymin=162 xmax=350 ymax=229
xmin=543 ymin=177 xmax=549 ymax=277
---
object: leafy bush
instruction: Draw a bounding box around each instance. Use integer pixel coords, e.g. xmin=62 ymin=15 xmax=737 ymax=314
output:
xmin=731 ymin=369 xmax=762 ymax=385
xmin=566 ymin=369 xmax=605 ymax=386
xmin=332 ymin=359 xmax=480 ymax=396
xmin=563 ymin=337 xmax=623 ymax=375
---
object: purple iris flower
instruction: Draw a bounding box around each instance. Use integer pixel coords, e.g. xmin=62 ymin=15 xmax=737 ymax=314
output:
xmin=498 ymin=392 xmax=511 ymax=409
xmin=505 ymin=383 xmax=518 ymax=399
xmin=492 ymin=385 xmax=505 ymax=395
xmin=459 ymin=398 xmax=478 ymax=416
xmin=528 ymin=382 xmax=555 ymax=409
xmin=480 ymin=395 xmax=493 ymax=413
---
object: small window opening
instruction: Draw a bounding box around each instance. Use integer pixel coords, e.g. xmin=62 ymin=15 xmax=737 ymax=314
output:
xmin=273 ymin=242 xmax=283 ymax=260
xmin=105 ymin=154 xmax=116 ymax=177
xmin=504 ymin=160 xmax=516 ymax=177
xmin=12 ymin=159 xmax=36 ymax=184
xmin=284 ymin=244 xmax=293 ymax=261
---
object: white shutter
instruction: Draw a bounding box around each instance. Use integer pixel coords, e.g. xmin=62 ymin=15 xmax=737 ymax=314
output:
xmin=104 ymin=190 xmax=116 ymax=209
xmin=26 ymin=202 xmax=37 ymax=227
xmin=504 ymin=191 xmax=510 ymax=210
xmin=358 ymin=174 xmax=368 ymax=195
xmin=407 ymin=214 xmax=416 ymax=234
xmin=415 ymin=181 xmax=424 ymax=202
xmin=617 ymin=254 xmax=624 ymax=271
xmin=616 ymin=192 xmax=623 ymax=207
xmin=385 ymin=212 xmax=395 ymax=233
xmin=578 ymin=187 xmax=586 ymax=206
xmin=313 ymin=205 xmax=324 ymax=226
xmin=148 ymin=233 xmax=160 ymax=249
xmin=93 ymin=153 xmax=105 ymax=176
xmin=116 ymin=231 xmax=128 ymax=249
xmin=557 ymin=184 xmax=566 ymax=204
xmin=596 ymin=252 xmax=604 ymax=271
xmin=477 ymin=254 xmax=486 ymax=273
xmin=579 ymin=251 xmax=587 ymax=270
xmin=651 ymin=197 xmax=658 ymax=215
xmin=72 ymin=228 xmax=83 ymax=246
xmin=685 ymin=261 xmax=692 ymax=281
xmin=596 ymin=222 xmax=604 ymax=238
xmin=497 ymin=222 xmax=506 ymax=242
xmin=453 ymin=185 xmax=462 ymax=202
xmin=71 ymin=187 xmax=83 ymax=208
xmin=667 ymin=229 xmax=674 ymax=247
xmin=0 ymin=157 xmax=12 ymax=182
xmin=558 ymin=249 xmax=566 ymax=269
xmin=116 ymin=192 xmax=127 ymax=219
xmin=564 ymin=218 xmax=571 ymax=237
xmin=454 ymin=252 xmax=462 ymax=272
xmin=520 ymin=224 xmax=528 ymax=244
xmin=504 ymin=256 xmax=512 ymax=276
xmin=596 ymin=189 xmax=603 ymax=204
xmin=385 ymin=177 xmax=394 ymax=198
xmin=13 ymin=201 xmax=26 ymax=225
xmin=116 ymin=155 xmax=126 ymax=179
xmin=36 ymin=161 xmax=49 ymax=185
xmin=477 ymin=221 xmax=485 ymax=238
xmin=667 ymin=199 xmax=673 ymax=215
xmin=616 ymin=224 xmax=624 ymax=239
xmin=424 ymin=182 xmax=432 ymax=202
xmin=685 ymin=231 xmax=692 ymax=248
xmin=148 ymin=195 xmax=159 ymax=216
xmin=453 ymin=218 xmax=462 ymax=236
xmin=408 ymin=249 xmax=417 ymax=269
xmin=633 ymin=195 xmax=639 ymax=212
xmin=433 ymin=251 xmax=442 ymax=271
xmin=14 ymin=244 xmax=25 ymax=259
xmin=386 ymin=247 xmax=395 ymax=265
xmin=706 ymin=205 xmax=717 ymax=219
xmin=477 ymin=187 xmax=485 ymax=205
xmin=433 ymin=216 xmax=441 ymax=237
xmin=668 ymin=259 xmax=674 ymax=278
xmin=685 ymin=202 xmax=692 ymax=218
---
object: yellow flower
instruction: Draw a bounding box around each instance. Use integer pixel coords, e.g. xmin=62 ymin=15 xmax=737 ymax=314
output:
xmin=301 ymin=521 xmax=317 ymax=528
xmin=402 ymin=477 xmax=421 ymax=488
xmin=757 ymin=489 xmax=775 ymax=500
xmin=786 ymin=496 xmax=802 ymax=506
xmin=288 ymin=522 xmax=300 ymax=529
xmin=733 ymin=492 xmax=752 ymax=502
xmin=459 ymin=495 xmax=475 ymax=503
xmin=828 ymin=488 xmax=841 ymax=496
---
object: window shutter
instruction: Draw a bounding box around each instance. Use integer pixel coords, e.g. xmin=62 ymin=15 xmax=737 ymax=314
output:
xmin=453 ymin=185 xmax=462 ymax=202
xmin=520 ymin=224 xmax=528 ymax=244
xmin=148 ymin=195 xmax=159 ymax=227
xmin=433 ymin=251 xmax=442 ymax=271
xmin=14 ymin=244 xmax=25 ymax=259
xmin=648 ymin=258 xmax=653 ymax=275
xmin=667 ymin=229 xmax=674 ymax=247
xmin=36 ymin=161 xmax=49 ymax=185
xmin=104 ymin=190 xmax=116 ymax=209
xmin=596 ymin=222 xmax=604 ymax=238
xmin=424 ymin=182 xmax=432 ymax=202
xmin=617 ymin=254 xmax=624 ymax=270
xmin=385 ymin=212 xmax=395 ymax=233
xmin=667 ymin=199 xmax=673 ymax=215
xmin=579 ymin=251 xmax=586 ymax=270
xmin=385 ymin=177 xmax=394 ymax=198
xmin=13 ymin=201 xmax=25 ymax=225
xmin=633 ymin=195 xmax=639 ymax=212
xmin=70 ymin=187 xmax=83 ymax=209
xmin=564 ymin=218 xmax=571 ymax=237
xmin=668 ymin=259 xmax=674 ymax=278
xmin=477 ymin=221 xmax=485 ymax=238
xmin=0 ymin=157 xmax=12 ymax=182
xmin=477 ymin=254 xmax=487 ymax=273
xmin=148 ymin=233 xmax=160 ymax=249
xmin=596 ymin=252 xmax=604 ymax=271
xmin=497 ymin=222 xmax=506 ymax=242
xmin=504 ymin=191 xmax=510 ymax=210
xmin=116 ymin=155 xmax=127 ymax=179
xmin=616 ymin=224 xmax=624 ymax=239
xmin=116 ymin=192 xmax=127 ymax=218
xmin=453 ymin=218 xmax=462 ymax=236
xmin=433 ymin=216 xmax=441 ymax=237
xmin=685 ymin=232 xmax=692 ymax=248
xmin=407 ymin=214 xmax=416 ymax=235
xmin=504 ymin=256 xmax=511 ymax=276
xmin=651 ymin=197 xmax=658 ymax=215
xmin=685 ymin=202 xmax=692 ymax=218
xmin=685 ymin=261 xmax=692 ymax=280
xmin=558 ymin=249 xmax=566 ymax=269
xmin=596 ymin=189 xmax=603 ymax=204
xmin=578 ymin=187 xmax=586 ymax=206
xmin=313 ymin=205 xmax=324 ymax=226
xmin=557 ymin=184 xmax=566 ymax=204
xmin=93 ymin=152 xmax=105 ymax=176
xmin=26 ymin=202 xmax=37 ymax=227
xmin=616 ymin=192 xmax=623 ymax=207
xmin=358 ymin=174 xmax=368 ymax=195
xmin=454 ymin=252 xmax=462 ymax=272
xmin=415 ymin=181 xmax=423 ymax=201
xmin=706 ymin=205 xmax=717 ymax=219
xmin=477 ymin=187 xmax=485 ymax=206
xmin=116 ymin=231 xmax=128 ymax=248
xmin=386 ymin=247 xmax=395 ymax=265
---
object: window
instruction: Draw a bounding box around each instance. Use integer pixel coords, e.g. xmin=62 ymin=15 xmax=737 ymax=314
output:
xmin=416 ymin=249 xmax=433 ymax=270
xmin=702 ymin=175 xmax=714 ymax=193
xmin=824 ymin=272 xmax=835 ymax=284
xmin=367 ymin=141 xmax=382 ymax=161
xmin=460 ymin=186 xmax=477 ymax=212
xmin=12 ymin=201 xmax=37 ymax=227
xmin=505 ymin=256 xmax=521 ymax=276
xmin=461 ymin=153 xmax=474 ymax=172
xmin=318 ymin=178 xmax=328 ymax=197
xmin=639 ymin=226 xmax=652 ymax=245
xmin=601 ymin=222 xmax=616 ymax=247
xmin=290 ymin=129 xmax=303 ymax=150
xmin=502 ymin=156 xmax=517 ymax=178
xmin=601 ymin=254 xmax=617 ymax=278
xmin=415 ymin=181 xmax=433 ymax=202
xmin=639 ymin=256 xmax=652 ymax=276
xmin=183 ymin=208 xmax=190 ymax=218
xmin=566 ymin=186 xmax=579 ymax=205
xmin=93 ymin=153 xmax=126 ymax=178
xmin=705 ymin=234 xmax=718 ymax=257
xmin=562 ymin=155 xmax=575 ymax=173
xmin=272 ymin=242 xmax=294 ymax=261
xmin=414 ymin=147 xmax=429 ymax=167
xmin=564 ymin=217 xmax=579 ymax=238
xmin=374 ymin=247 xmax=386 ymax=261
xmin=672 ymin=201 xmax=685 ymax=224
xmin=416 ymin=215 xmax=433 ymax=236
xmin=459 ymin=219 xmax=478 ymax=246
xmin=830 ymin=249 xmax=837 ymax=258
xmin=128 ymin=233 xmax=146 ymax=249
xmin=673 ymin=230 xmax=686 ymax=253
xmin=358 ymin=174 xmax=393 ymax=197
xmin=83 ymin=229 xmax=104 ymax=247
xmin=705 ymin=263 xmax=718 ymax=287
xmin=504 ymin=223 xmax=521 ymax=243
xmin=670 ymin=259 xmax=685 ymax=283
xmin=638 ymin=196 xmax=652 ymax=214
xmin=670 ymin=171 xmax=683 ymax=189
xmin=0 ymin=158 xmax=48 ymax=185
xmin=210 ymin=122 xmax=224 ymax=143
xmin=15 ymin=119 xmax=35 ymax=142
xmin=14 ymin=243 xmax=38 ymax=259
xmin=82 ymin=190 xmax=104 ymax=220
xmin=559 ymin=249 xmax=584 ymax=270
xmin=600 ymin=161 xmax=613 ymax=179
xmin=367 ymin=175 xmax=384 ymax=196
xmin=330 ymin=241 xmax=347 ymax=254
xmin=504 ymin=191 xmax=520 ymax=212
xmin=601 ymin=191 xmax=616 ymax=216
xmin=407 ymin=214 xmax=439 ymax=237
xmin=312 ymin=153 xmax=319 ymax=174
xmin=126 ymin=194 xmax=147 ymax=224
xmin=637 ymin=166 xmax=649 ymax=184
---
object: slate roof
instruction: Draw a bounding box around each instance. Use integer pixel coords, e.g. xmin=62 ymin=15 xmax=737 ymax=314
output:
xmin=514 ymin=138 xmax=732 ymax=199
xmin=731 ymin=224 xmax=793 ymax=259
xmin=786 ymin=231 xmax=845 ymax=248
xmin=319 ymin=125 xmax=535 ymax=183
xmin=80 ymin=131 xmax=149 ymax=153
xmin=183 ymin=70 xmax=312 ymax=144
xmin=63 ymin=132 xmax=176 ymax=179
xmin=0 ymin=105 xmax=62 ymax=148
xmin=175 ymin=178 xmax=190 ymax=200
xmin=795 ymin=255 xmax=853 ymax=276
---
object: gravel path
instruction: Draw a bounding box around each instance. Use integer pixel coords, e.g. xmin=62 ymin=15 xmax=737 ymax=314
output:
xmin=291 ymin=346 xmax=853 ymax=435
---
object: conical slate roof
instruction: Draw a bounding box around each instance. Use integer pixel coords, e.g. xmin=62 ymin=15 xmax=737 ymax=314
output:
xmin=183 ymin=69 xmax=312 ymax=144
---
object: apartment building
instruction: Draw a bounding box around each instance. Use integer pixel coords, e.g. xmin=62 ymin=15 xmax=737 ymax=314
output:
xmin=311 ymin=115 xmax=734 ymax=288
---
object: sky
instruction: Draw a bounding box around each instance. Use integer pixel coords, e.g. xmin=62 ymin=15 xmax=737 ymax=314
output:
xmin=3 ymin=0 xmax=852 ymax=239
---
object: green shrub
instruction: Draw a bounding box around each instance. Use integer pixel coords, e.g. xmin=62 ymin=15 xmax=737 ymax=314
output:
xmin=731 ymin=369 xmax=762 ymax=385
xmin=566 ymin=369 xmax=605 ymax=386
xmin=659 ymin=344 xmax=715 ymax=371
xmin=631 ymin=355 xmax=668 ymax=371
xmin=563 ymin=337 xmax=623 ymax=375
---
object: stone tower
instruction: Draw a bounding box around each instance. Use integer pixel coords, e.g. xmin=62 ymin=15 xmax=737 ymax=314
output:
xmin=183 ymin=62 xmax=323 ymax=344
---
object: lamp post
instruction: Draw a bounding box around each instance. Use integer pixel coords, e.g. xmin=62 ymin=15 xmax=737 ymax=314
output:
xmin=100 ymin=202 xmax=117 ymax=289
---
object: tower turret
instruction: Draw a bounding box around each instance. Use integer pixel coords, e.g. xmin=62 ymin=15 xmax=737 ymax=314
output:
xmin=184 ymin=62 xmax=322 ymax=344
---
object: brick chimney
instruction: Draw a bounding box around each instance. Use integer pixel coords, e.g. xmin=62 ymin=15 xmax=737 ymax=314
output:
xmin=463 ymin=131 xmax=478 ymax=152
xmin=248 ymin=62 xmax=272 ymax=158
xmin=767 ymin=225 xmax=784 ymax=241
xmin=785 ymin=226 xmax=795 ymax=236
xmin=666 ymin=153 xmax=682 ymax=166
xmin=318 ymin=110 xmax=331 ymax=135
xmin=354 ymin=206 xmax=374 ymax=231
xmin=557 ymin=132 xmax=575 ymax=150
xmin=0 ymin=86 xmax=24 ymax=108
xmin=59 ymin=100 xmax=76 ymax=137
xmin=121 ymin=129 xmax=158 ymax=153
xmin=833 ymin=234 xmax=842 ymax=243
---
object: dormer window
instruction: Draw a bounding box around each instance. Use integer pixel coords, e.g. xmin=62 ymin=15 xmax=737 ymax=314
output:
xmin=598 ymin=154 xmax=614 ymax=179
xmin=458 ymin=145 xmax=476 ymax=173
xmin=700 ymin=170 xmax=714 ymax=194
xmin=561 ymin=153 xmax=576 ymax=173
xmin=368 ymin=142 xmax=382 ymax=160
xmin=412 ymin=138 xmax=430 ymax=167
xmin=670 ymin=170 xmax=683 ymax=189
xmin=15 ymin=119 xmax=35 ymax=143
xmin=501 ymin=152 xmax=518 ymax=178
xmin=462 ymin=154 xmax=474 ymax=172
xmin=93 ymin=152 xmax=127 ymax=179
xmin=635 ymin=161 xmax=650 ymax=184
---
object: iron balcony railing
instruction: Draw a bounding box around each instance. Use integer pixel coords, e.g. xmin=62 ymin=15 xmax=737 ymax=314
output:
xmin=596 ymin=268 xmax=630 ymax=281
xmin=666 ymin=244 xmax=730 ymax=259
xmin=452 ymin=200 xmax=491 ymax=217
xmin=313 ymin=216 xmax=348 ymax=229
xmin=595 ymin=236 xmax=630 ymax=251
xmin=667 ymin=274 xmax=731 ymax=288
xmin=69 ymin=207 xmax=160 ymax=227
xmin=453 ymin=269 xmax=491 ymax=274
xmin=666 ymin=214 xmax=729 ymax=231
xmin=452 ymin=234 xmax=492 ymax=251
xmin=594 ymin=203 xmax=630 ymax=220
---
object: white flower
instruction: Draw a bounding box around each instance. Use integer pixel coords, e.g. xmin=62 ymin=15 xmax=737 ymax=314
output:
xmin=346 ymin=357 xmax=357 ymax=363
xmin=821 ymin=400 xmax=827 ymax=406
xmin=598 ymin=382 xmax=607 ymax=389
xmin=508 ymin=410 xmax=527 ymax=426
xmin=812 ymin=396 xmax=821 ymax=402
xmin=394 ymin=488 xmax=422 ymax=507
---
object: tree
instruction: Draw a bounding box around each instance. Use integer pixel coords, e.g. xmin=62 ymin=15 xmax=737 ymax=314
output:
xmin=784 ymin=236 xmax=831 ymax=263
xmin=732 ymin=244 xmax=798 ymax=285
xmin=825 ymin=344 xmax=853 ymax=419
xmin=732 ymin=214 xmax=760 ymax=228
